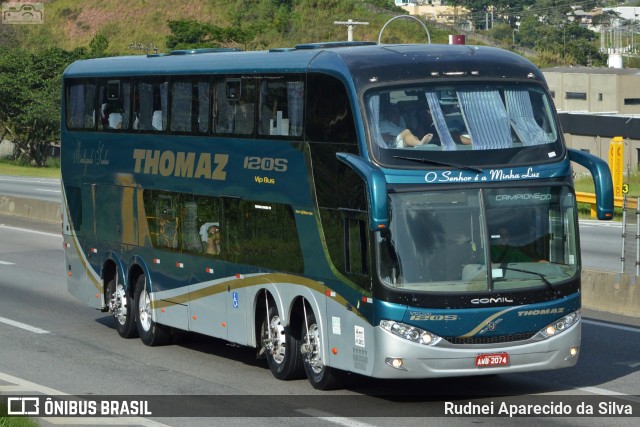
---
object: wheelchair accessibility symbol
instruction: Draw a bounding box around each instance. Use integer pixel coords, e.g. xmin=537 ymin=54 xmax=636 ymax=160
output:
xmin=232 ymin=291 xmax=239 ymax=309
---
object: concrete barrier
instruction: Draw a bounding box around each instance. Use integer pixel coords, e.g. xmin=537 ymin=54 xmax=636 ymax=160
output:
xmin=582 ymin=269 xmax=639 ymax=317
xmin=0 ymin=195 xmax=61 ymax=224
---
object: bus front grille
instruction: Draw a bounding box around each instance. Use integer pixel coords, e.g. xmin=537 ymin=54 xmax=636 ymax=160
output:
xmin=444 ymin=332 xmax=536 ymax=345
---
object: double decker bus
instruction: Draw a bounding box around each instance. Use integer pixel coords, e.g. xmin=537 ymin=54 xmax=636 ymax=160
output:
xmin=61 ymin=32 xmax=613 ymax=390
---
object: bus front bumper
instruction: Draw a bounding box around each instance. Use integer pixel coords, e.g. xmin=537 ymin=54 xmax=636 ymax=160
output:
xmin=370 ymin=321 xmax=580 ymax=379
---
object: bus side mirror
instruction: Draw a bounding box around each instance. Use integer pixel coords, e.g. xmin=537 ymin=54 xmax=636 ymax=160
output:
xmin=568 ymin=148 xmax=614 ymax=220
xmin=336 ymin=152 xmax=389 ymax=231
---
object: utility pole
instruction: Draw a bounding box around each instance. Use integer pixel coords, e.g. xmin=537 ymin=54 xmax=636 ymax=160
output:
xmin=333 ymin=19 xmax=369 ymax=42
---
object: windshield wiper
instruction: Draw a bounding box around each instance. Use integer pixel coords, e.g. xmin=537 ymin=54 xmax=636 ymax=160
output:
xmin=392 ymin=155 xmax=483 ymax=173
xmin=501 ymin=266 xmax=562 ymax=298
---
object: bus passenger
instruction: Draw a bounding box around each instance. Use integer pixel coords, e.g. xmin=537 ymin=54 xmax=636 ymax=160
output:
xmin=379 ymin=103 xmax=433 ymax=148
xmin=451 ymin=130 xmax=472 ymax=146
xmin=199 ymin=222 xmax=222 ymax=255
xmin=102 ymin=102 xmax=124 ymax=129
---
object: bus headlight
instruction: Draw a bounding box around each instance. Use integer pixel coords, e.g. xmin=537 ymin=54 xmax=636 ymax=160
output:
xmin=540 ymin=311 xmax=580 ymax=338
xmin=379 ymin=320 xmax=442 ymax=346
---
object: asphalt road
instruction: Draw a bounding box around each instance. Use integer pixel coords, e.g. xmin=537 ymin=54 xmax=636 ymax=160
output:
xmin=579 ymin=219 xmax=623 ymax=272
xmin=0 ymin=175 xmax=61 ymax=203
xmin=1 ymin=215 xmax=639 ymax=426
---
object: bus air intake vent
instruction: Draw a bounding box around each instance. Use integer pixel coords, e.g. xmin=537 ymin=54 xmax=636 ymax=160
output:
xmin=294 ymin=41 xmax=377 ymax=50
xmin=444 ymin=332 xmax=536 ymax=345
xmin=170 ymin=48 xmax=242 ymax=55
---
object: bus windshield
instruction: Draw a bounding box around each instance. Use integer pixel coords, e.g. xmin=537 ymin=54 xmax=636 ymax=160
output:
xmin=365 ymin=83 xmax=561 ymax=167
xmin=377 ymin=186 xmax=578 ymax=293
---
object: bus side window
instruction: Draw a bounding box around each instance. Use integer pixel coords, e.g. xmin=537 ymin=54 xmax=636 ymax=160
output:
xmin=171 ymin=79 xmax=193 ymax=133
xmin=305 ymin=74 xmax=356 ymax=143
xmin=98 ymin=79 xmax=130 ymax=130
xmin=196 ymin=80 xmax=210 ymax=134
xmin=345 ymin=217 xmax=368 ymax=276
xmin=66 ymin=80 xmax=96 ymax=130
xmin=156 ymin=194 xmax=178 ymax=249
xmin=134 ymin=78 xmax=168 ymax=132
xmin=169 ymin=78 xmax=210 ymax=134
xmin=223 ymin=199 xmax=304 ymax=273
xmin=212 ymin=78 xmax=255 ymax=135
xmin=144 ymin=191 xmax=179 ymax=250
xmin=258 ymin=79 xmax=304 ymax=137
xmin=181 ymin=195 xmax=223 ymax=256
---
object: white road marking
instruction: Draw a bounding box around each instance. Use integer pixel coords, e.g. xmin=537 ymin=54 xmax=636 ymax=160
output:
xmin=583 ymin=319 xmax=640 ymax=334
xmin=0 ymin=224 xmax=60 ymax=238
xmin=579 ymin=220 xmax=622 ymax=228
xmin=296 ymin=409 xmax=376 ymax=427
xmin=0 ymin=177 xmax=59 ymax=184
xmin=36 ymin=188 xmax=61 ymax=193
xmin=615 ymin=361 xmax=640 ymax=368
xmin=0 ymin=260 xmax=15 ymax=265
xmin=0 ymin=371 xmax=170 ymax=426
xmin=575 ymin=386 xmax=627 ymax=396
xmin=0 ymin=316 xmax=50 ymax=334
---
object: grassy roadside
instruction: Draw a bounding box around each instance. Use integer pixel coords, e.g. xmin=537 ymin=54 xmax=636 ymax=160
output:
xmin=0 ymin=159 xmax=60 ymax=179
xmin=0 ymin=404 xmax=38 ymax=427
xmin=574 ymin=173 xmax=640 ymax=221
xmin=0 ymin=416 xmax=38 ymax=427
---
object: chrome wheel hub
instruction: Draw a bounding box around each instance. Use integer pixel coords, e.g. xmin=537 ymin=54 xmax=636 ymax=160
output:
xmin=304 ymin=323 xmax=323 ymax=373
xmin=264 ymin=315 xmax=286 ymax=364
xmin=109 ymin=284 xmax=127 ymax=326
xmin=138 ymin=287 xmax=152 ymax=332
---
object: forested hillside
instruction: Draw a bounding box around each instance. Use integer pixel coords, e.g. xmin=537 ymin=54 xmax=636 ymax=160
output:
xmin=0 ymin=0 xmax=631 ymax=167
xmin=2 ymin=0 xmax=448 ymax=54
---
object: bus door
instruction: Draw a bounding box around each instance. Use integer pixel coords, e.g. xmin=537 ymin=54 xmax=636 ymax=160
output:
xmin=63 ymin=183 xmax=96 ymax=306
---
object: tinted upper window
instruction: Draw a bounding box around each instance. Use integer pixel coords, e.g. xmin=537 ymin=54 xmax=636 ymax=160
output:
xmin=66 ymin=80 xmax=96 ymax=130
xmin=133 ymin=77 xmax=168 ymax=132
xmin=365 ymin=83 xmax=562 ymax=167
xmin=305 ymin=74 xmax=356 ymax=143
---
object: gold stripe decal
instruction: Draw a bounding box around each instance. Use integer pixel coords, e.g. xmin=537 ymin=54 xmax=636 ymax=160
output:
xmin=458 ymin=306 xmax=520 ymax=338
xmin=153 ymin=272 xmax=325 ymax=309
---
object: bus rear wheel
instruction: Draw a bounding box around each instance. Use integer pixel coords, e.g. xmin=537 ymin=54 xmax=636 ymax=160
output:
xmin=107 ymin=279 xmax=138 ymax=339
xmin=301 ymin=312 xmax=345 ymax=390
xmin=134 ymin=275 xmax=171 ymax=346
xmin=261 ymin=305 xmax=304 ymax=380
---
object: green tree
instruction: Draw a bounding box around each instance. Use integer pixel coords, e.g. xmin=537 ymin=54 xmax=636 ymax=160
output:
xmin=488 ymin=23 xmax=517 ymax=47
xmin=0 ymin=47 xmax=85 ymax=166
xmin=89 ymin=32 xmax=109 ymax=58
xmin=166 ymin=19 xmax=256 ymax=50
xmin=518 ymin=16 xmax=604 ymax=66
xmin=0 ymin=25 xmax=18 ymax=48
xmin=166 ymin=20 xmax=215 ymax=49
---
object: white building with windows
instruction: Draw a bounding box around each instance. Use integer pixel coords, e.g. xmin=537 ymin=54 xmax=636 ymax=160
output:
xmin=543 ymin=66 xmax=640 ymax=173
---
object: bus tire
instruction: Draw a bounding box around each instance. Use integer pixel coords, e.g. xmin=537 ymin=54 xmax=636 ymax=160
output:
xmin=107 ymin=279 xmax=138 ymax=339
xmin=261 ymin=304 xmax=304 ymax=380
xmin=134 ymin=274 xmax=171 ymax=346
xmin=302 ymin=312 xmax=346 ymax=390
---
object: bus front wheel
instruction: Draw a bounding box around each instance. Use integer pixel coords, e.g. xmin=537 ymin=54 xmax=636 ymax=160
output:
xmin=107 ymin=279 xmax=138 ymax=339
xmin=134 ymin=275 xmax=171 ymax=346
xmin=261 ymin=304 xmax=304 ymax=380
xmin=301 ymin=312 xmax=345 ymax=390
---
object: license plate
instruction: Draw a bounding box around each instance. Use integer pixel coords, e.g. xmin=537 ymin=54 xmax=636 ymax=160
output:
xmin=475 ymin=352 xmax=509 ymax=367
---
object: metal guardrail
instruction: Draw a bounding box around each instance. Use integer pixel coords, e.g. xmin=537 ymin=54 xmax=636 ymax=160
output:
xmin=576 ymin=192 xmax=637 ymax=218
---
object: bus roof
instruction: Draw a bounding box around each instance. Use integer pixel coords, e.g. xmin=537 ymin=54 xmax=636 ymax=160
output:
xmin=63 ymin=43 xmax=546 ymax=89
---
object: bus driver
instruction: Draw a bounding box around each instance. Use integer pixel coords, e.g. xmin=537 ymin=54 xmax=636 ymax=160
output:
xmin=379 ymin=103 xmax=433 ymax=148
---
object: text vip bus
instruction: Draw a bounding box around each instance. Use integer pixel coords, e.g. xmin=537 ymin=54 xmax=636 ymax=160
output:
xmin=62 ymin=34 xmax=613 ymax=390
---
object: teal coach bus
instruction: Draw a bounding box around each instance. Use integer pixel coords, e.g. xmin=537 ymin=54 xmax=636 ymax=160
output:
xmin=61 ymin=36 xmax=613 ymax=390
